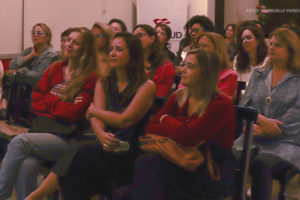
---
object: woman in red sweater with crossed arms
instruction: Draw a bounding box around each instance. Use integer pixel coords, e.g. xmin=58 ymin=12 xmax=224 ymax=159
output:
xmin=0 ymin=27 xmax=97 ymax=200
xmin=131 ymin=49 xmax=236 ymax=200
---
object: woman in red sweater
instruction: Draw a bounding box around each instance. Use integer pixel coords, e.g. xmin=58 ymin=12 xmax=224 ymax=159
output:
xmin=131 ymin=49 xmax=236 ymax=200
xmin=133 ymin=24 xmax=176 ymax=98
xmin=0 ymin=27 xmax=97 ymax=200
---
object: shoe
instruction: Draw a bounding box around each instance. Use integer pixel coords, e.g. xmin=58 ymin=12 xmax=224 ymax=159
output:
xmin=0 ymin=109 xmax=7 ymax=119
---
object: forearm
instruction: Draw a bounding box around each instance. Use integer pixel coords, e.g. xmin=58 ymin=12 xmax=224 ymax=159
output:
xmin=91 ymin=109 xmax=127 ymax=128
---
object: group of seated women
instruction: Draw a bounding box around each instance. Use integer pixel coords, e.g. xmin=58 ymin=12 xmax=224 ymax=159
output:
xmin=0 ymin=15 xmax=300 ymax=200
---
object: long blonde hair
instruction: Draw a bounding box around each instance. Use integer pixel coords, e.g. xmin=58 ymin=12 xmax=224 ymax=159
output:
xmin=62 ymin=27 xmax=97 ymax=102
xmin=176 ymin=49 xmax=221 ymax=116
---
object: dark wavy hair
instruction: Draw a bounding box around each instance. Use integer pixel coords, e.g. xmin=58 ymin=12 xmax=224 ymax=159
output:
xmin=155 ymin=24 xmax=172 ymax=49
xmin=102 ymin=32 xmax=148 ymax=107
xmin=235 ymin=25 xmax=267 ymax=73
xmin=133 ymin=24 xmax=165 ymax=72
xmin=108 ymin=18 xmax=127 ymax=32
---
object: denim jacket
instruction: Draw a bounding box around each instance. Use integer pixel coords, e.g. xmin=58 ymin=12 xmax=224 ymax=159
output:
xmin=233 ymin=64 xmax=300 ymax=169
xmin=9 ymin=46 xmax=58 ymax=78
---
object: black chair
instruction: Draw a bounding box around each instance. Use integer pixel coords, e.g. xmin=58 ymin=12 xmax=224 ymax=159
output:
xmin=234 ymin=81 xmax=246 ymax=105
xmin=6 ymin=72 xmax=40 ymax=127
xmin=233 ymin=106 xmax=258 ymax=200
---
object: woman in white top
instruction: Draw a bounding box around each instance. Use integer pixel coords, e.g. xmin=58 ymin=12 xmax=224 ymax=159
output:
xmin=233 ymin=25 xmax=268 ymax=86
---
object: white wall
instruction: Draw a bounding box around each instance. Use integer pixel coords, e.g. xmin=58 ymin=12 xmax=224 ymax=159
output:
xmin=224 ymin=0 xmax=258 ymax=27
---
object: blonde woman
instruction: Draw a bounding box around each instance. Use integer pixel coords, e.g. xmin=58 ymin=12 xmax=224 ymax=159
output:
xmin=131 ymin=49 xmax=236 ymax=199
xmin=0 ymin=27 xmax=97 ymax=200
xmin=233 ymin=28 xmax=300 ymax=200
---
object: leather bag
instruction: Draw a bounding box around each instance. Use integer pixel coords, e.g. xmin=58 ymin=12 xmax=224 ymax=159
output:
xmin=139 ymin=134 xmax=221 ymax=180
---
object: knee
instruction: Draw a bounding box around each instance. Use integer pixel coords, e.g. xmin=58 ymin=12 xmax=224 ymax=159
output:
xmin=19 ymin=157 xmax=41 ymax=175
xmin=8 ymin=134 xmax=28 ymax=148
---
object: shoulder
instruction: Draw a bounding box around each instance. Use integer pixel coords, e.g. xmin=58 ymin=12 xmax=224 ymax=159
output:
xmin=43 ymin=46 xmax=58 ymax=57
xmin=137 ymin=80 xmax=156 ymax=95
xmin=219 ymin=68 xmax=238 ymax=80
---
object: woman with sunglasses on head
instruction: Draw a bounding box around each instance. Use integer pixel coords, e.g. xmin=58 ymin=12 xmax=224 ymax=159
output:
xmin=131 ymin=49 xmax=236 ymax=199
xmin=233 ymin=25 xmax=268 ymax=86
xmin=133 ymin=24 xmax=175 ymax=98
xmin=0 ymin=27 xmax=98 ymax=200
xmin=0 ymin=23 xmax=58 ymax=117
xmin=25 ymin=32 xmax=155 ymax=200
xmin=233 ymin=28 xmax=300 ymax=200
xmin=91 ymin=22 xmax=113 ymax=79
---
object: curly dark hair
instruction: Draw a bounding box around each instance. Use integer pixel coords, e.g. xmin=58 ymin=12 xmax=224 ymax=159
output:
xmin=187 ymin=15 xmax=215 ymax=32
xmin=235 ymin=25 xmax=268 ymax=73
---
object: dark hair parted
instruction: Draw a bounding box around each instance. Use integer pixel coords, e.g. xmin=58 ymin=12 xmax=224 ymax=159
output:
xmin=102 ymin=32 xmax=148 ymax=107
xmin=155 ymin=24 xmax=172 ymax=48
xmin=133 ymin=24 xmax=165 ymax=71
xmin=235 ymin=25 xmax=267 ymax=73
xmin=108 ymin=18 xmax=127 ymax=32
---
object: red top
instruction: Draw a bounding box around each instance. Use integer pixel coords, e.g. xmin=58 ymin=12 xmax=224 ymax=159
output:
xmin=145 ymin=93 xmax=236 ymax=149
xmin=32 ymin=61 xmax=97 ymax=123
xmin=218 ymin=68 xmax=238 ymax=98
xmin=147 ymin=61 xmax=175 ymax=97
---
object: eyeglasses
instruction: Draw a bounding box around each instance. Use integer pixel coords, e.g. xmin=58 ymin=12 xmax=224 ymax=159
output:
xmin=189 ymin=28 xmax=200 ymax=34
xmin=241 ymin=35 xmax=253 ymax=42
xmin=135 ymin=32 xmax=148 ymax=38
xmin=31 ymin=31 xmax=44 ymax=36
xmin=95 ymin=33 xmax=104 ymax=38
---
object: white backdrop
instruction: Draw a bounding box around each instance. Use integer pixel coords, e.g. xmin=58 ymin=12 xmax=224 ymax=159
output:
xmin=137 ymin=0 xmax=188 ymax=54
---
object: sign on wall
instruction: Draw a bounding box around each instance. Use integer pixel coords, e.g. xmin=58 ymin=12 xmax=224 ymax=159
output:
xmin=137 ymin=0 xmax=188 ymax=54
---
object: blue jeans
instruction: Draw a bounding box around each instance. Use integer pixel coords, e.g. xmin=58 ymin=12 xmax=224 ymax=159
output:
xmin=0 ymin=133 xmax=72 ymax=200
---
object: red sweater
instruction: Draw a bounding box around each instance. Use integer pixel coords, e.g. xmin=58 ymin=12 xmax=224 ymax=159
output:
xmin=32 ymin=61 xmax=97 ymax=123
xmin=217 ymin=68 xmax=238 ymax=98
xmin=147 ymin=61 xmax=175 ymax=97
xmin=146 ymin=93 xmax=236 ymax=149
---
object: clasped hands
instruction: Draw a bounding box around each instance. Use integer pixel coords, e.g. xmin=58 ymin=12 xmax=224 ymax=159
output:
xmin=252 ymin=114 xmax=284 ymax=137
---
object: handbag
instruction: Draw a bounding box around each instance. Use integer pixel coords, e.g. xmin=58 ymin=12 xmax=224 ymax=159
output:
xmin=29 ymin=115 xmax=78 ymax=136
xmin=139 ymin=134 xmax=221 ymax=180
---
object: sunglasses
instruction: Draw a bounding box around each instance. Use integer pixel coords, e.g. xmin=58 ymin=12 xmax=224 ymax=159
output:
xmin=32 ymin=31 xmax=44 ymax=36
xmin=95 ymin=33 xmax=105 ymax=38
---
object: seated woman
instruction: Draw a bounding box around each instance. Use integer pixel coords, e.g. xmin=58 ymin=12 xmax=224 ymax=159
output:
xmin=25 ymin=32 xmax=155 ymax=200
xmin=155 ymin=24 xmax=175 ymax=63
xmin=133 ymin=24 xmax=175 ymax=98
xmin=130 ymin=49 xmax=236 ymax=199
xmin=91 ymin=22 xmax=113 ymax=79
xmin=233 ymin=25 xmax=268 ymax=86
xmin=108 ymin=18 xmax=127 ymax=34
xmin=178 ymin=32 xmax=238 ymax=98
xmin=0 ymin=23 xmax=58 ymax=116
xmin=0 ymin=27 xmax=98 ymax=200
xmin=233 ymin=28 xmax=300 ymax=200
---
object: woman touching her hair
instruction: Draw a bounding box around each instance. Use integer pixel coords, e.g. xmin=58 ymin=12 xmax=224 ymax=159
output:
xmin=26 ymin=32 xmax=155 ymax=200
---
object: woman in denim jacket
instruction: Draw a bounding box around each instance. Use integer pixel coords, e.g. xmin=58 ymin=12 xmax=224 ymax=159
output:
xmin=233 ymin=28 xmax=300 ymax=200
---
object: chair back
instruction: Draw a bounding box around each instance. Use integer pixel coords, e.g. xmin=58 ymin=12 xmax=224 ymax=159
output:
xmin=234 ymin=106 xmax=258 ymax=200
xmin=234 ymin=81 xmax=246 ymax=105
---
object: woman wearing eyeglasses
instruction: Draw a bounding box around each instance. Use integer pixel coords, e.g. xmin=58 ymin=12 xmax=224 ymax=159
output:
xmin=233 ymin=25 xmax=268 ymax=86
xmin=133 ymin=24 xmax=175 ymax=98
xmin=0 ymin=23 xmax=58 ymax=118
xmin=91 ymin=22 xmax=113 ymax=79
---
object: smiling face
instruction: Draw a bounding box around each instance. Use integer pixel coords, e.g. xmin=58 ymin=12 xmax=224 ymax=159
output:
xmin=241 ymin=29 xmax=257 ymax=53
xmin=268 ymin=36 xmax=288 ymax=64
xmin=64 ymin=31 xmax=83 ymax=59
xmin=31 ymin=25 xmax=47 ymax=46
xmin=133 ymin=27 xmax=154 ymax=50
xmin=109 ymin=37 xmax=130 ymax=69
xmin=180 ymin=53 xmax=203 ymax=87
